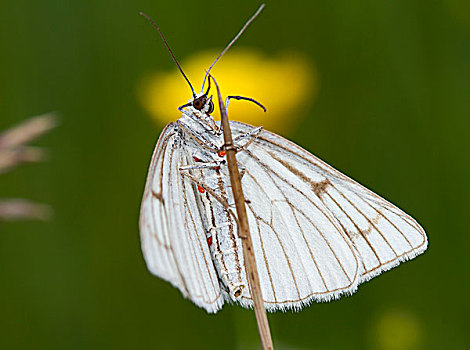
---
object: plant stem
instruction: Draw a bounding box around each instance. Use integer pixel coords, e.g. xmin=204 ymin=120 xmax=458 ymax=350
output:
xmin=211 ymin=75 xmax=274 ymax=350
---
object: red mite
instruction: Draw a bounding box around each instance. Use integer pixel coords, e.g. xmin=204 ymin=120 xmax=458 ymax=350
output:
xmin=193 ymin=156 xmax=201 ymax=162
xmin=207 ymin=236 xmax=213 ymax=246
xmin=217 ymin=150 xmax=226 ymax=157
xmin=197 ymin=185 xmax=205 ymax=193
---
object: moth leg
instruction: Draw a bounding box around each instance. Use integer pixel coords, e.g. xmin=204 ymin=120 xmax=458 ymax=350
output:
xmin=179 ymin=169 xmax=237 ymax=217
xmin=178 ymin=105 xmax=219 ymax=132
xmin=178 ymin=105 xmax=204 ymax=126
xmin=180 ymin=169 xmax=226 ymax=204
xmin=222 ymin=95 xmax=266 ymax=151
xmin=176 ymin=120 xmax=219 ymax=151
xmin=177 ymin=102 xmax=192 ymax=111
xmin=179 ymin=161 xmax=222 ymax=171
xmin=180 ymin=156 xmax=241 ymax=176
xmin=225 ymin=95 xmax=266 ymax=113
xmin=233 ymin=126 xmax=263 ymax=143
xmin=233 ymin=126 xmax=263 ymax=153
xmin=178 ymin=105 xmax=210 ymax=128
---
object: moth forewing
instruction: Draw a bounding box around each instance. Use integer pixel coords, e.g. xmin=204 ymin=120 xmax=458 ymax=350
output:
xmin=229 ymin=121 xmax=427 ymax=308
xmin=139 ymin=124 xmax=225 ymax=313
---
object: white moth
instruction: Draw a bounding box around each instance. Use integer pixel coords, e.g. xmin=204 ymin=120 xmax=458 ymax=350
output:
xmin=139 ymin=6 xmax=428 ymax=314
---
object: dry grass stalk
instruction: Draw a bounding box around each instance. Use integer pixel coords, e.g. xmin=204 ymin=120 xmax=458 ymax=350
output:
xmin=0 ymin=114 xmax=56 ymax=222
xmin=211 ymin=76 xmax=274 ymax=350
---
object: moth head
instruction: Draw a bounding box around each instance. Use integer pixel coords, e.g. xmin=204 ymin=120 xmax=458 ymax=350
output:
xmin=191 ymin=94 xmax=214 ymax=115
xmin=191 ymin=75 xmax=214 ymax=114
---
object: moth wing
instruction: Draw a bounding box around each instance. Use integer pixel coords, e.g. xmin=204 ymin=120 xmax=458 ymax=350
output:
xmin=230 ymin=121 xmax=427 ymax=311
xmin=140 ymin=123 xmax=224 ymax=313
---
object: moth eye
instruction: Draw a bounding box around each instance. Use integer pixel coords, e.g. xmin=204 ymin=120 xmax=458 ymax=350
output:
xmin=207 ymin=100 xmax=214 ymax=114
xmin=193 ymin=100 xmax=202 ymax=109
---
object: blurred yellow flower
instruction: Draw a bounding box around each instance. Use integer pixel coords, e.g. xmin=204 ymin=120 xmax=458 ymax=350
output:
xmin=371 ymin=309 xmax=424 ymax=350
xmin=138 ymin=48 xmax=316 ymax=133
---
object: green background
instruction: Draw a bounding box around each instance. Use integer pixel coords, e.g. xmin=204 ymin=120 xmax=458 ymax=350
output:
xmin=1 ymin=1 xmax=469 ymax=349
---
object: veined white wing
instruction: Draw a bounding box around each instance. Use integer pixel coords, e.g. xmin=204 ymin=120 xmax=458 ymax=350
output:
xmin=230 ymin=121 xmax=428 ymax=311
xmin=139 ymin=123 xmax=224 ymax=313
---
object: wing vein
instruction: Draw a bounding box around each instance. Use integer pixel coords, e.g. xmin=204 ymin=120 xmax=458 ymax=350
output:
xmin=356 ymin=191 xmax=415 ymax=250
xmin=244 ymin=151 xmax=355 ymax=285
xmin=330 ymin=184 xmax=399 ymax=258
xmin=182 ymin=173 xmax=217 ymax=301
xmin=244 ymin=166 xmax=328 ymax=292
xmin=324 ymin=191 xmax=382 ymax=266
xmin=166 ymin=140 xmax=190 ymax=296
xmin=247 ymin=203 xmax=278 ymax=303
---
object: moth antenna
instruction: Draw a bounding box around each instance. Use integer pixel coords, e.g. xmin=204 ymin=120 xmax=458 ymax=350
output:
xmin=200 ymin=3 xmax=265 ymax=93
xmin=140 ymin=12 xmax=196 ymax=98
xmin=204 ymin=75 xmax=211 ymax=96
